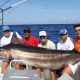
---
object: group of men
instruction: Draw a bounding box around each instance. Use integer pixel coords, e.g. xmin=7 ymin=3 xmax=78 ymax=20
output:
xmin=0 ymin=24 xmax=80 ymax=80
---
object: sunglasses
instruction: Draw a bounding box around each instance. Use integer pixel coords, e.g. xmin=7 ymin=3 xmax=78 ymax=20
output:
xmin=24 ymin=30 xmax=30 ymax=33
xmin=3 ymin=30 xmax=10 ymax=33
xmin=60 ymin=34 xmax=67 ymax=36
xmin=40 ymin=36 xmax=46 ymax=38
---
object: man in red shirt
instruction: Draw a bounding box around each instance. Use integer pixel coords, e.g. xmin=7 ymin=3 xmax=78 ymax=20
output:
xmin=22 ymin=26 xmax=39 ymax=46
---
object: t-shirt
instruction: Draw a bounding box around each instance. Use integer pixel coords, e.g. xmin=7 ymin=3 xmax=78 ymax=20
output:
xmin=57 ymin=37 xmax=74 ymax=50
xmin=73 ymin=37 xmax=80 ymax=52
xmin=38 ymin=40 xmax=55 ymax=50
xmin=22 ymin=35 xmax=39 ymax=47
xmin=0 ymin=32 xmax=22 ymax=47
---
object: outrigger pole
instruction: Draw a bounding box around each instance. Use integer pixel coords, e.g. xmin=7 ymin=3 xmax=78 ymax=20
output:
xmin=0 ymin=0 xmax=27 ymax=26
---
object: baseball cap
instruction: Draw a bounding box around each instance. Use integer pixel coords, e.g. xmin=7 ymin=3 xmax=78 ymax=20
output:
xmin=23 ymin=27 xmax=31 ymax=33
xmin=39 ymin=31 xmax=47 ymax=36
xmin=59 ymin=28 xmax=67 ymax=35
xmin=2 ymin=26 xmax=10 ymax=32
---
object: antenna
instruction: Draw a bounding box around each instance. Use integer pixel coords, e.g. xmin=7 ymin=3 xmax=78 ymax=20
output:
xmin=12 ymin=0 xmax=27 ymax=7
xmin=0 ymin=0 xmax=27 ymax=26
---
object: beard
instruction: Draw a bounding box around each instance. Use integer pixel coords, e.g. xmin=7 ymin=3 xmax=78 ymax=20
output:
xmin=76 ymin=34 xmax=80 ymax=39
xmin=41 ymin=39 xmax=46 ymax=43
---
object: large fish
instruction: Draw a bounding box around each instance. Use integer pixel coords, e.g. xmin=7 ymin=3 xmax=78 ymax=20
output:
xmin=0 ymin=44 xmax=80 ymax=69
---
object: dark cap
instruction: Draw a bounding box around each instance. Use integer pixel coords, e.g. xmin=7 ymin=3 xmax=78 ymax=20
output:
xmin=23 ymin=27 xmax=31 ymax=33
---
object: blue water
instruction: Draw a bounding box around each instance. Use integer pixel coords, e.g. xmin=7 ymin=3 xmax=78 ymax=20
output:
xmin=0 ymin=24 xmax=75 ymax=43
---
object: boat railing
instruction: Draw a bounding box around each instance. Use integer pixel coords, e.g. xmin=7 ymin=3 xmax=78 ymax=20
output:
xmin=9 ymin=59 xmax=28 ymax=70
xmin=6 ymin=76 xmax=32 ymax=80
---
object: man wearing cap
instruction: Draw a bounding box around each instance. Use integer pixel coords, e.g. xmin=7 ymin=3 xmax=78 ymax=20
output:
xmin=0 ymin=26 xmax=22 ymax=47
xmin=0 ymin=26 xmax=22 ymax=73
xmin=57 ymin=28 xmax=74 ymax=50
xmin=37 ymin=31 xmax=56 ymax=80
xmin=38 ymin=31 xmax=55 ymax=50
xmin=21 ymin=26 xmax=39 ymax=46
xmin=56 ymin=28 xmax=77 ymax=79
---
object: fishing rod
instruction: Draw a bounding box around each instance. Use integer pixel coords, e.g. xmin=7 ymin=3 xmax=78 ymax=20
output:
xmin=0 ymin=0 xmax=27 ymax=26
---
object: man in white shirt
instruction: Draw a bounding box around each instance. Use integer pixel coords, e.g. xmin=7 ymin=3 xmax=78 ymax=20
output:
xmin=57 ymin=28 xmax=80 ymax=79
xmin=57 ymin=28 xmax=74 ymax=50
xmin=38 ymin=31 xmax=56 ymax=80
xmin=0 ymin=26 xmax=22 ymax=74
xmin=38 ymin=31 xmax=56 ymax=50
xmin=0 ymin=26 xmax=22 ymax=47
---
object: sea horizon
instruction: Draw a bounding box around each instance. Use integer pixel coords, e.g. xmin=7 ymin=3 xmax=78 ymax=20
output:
xmin=0 ymin=24 xmax=75 ymax=43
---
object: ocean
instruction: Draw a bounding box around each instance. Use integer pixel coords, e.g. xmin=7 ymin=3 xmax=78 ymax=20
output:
xmin=0 ymin=24 xmax=75 ymax=43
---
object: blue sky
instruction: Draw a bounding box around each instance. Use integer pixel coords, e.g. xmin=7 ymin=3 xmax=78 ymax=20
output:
xmin=0 ymin=0 xmax=80 ymax=25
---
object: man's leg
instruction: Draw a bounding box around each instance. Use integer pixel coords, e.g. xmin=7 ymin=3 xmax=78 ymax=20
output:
xmin=1 ymin=61 xmax=9 ymax=74
xmin=62 ymin=63 xmax=79 ymax=76
xmin=33 ymin=64 xmax=43 ymax=78
xmin=50 ymin=71 xmax=57 ymax=80
xmin=33 ymin=64 xmax=57 ymax=80
xmin=62 ymin=66 xmax=73 ymax=75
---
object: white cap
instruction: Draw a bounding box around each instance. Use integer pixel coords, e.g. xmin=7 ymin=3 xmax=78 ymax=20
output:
xmin=39 ymin=31 xmax=47 ymax=36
